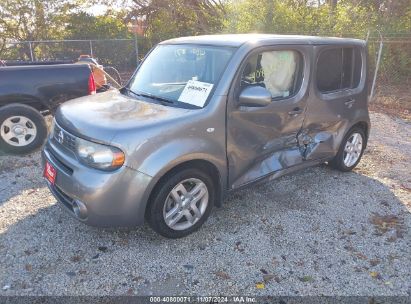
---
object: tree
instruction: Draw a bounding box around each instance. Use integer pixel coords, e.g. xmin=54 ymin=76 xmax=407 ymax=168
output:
xmin=224 ymin=0 xmax=410 ymax=83
xmin=63 ymin=12 xmax=135 ymax=68
xmin=0 ymin=0 xmax=83 ymax=59
xmin=65 ymin=12 xmax=131 ymax=40
xmin=129 ymin=0 xmax=226 ymax=43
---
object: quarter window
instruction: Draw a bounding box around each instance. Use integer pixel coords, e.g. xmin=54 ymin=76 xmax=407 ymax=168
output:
xmin=241 ymin=50 xmax=303 ymax=99
xmin=317 ymin=47 xmax=362 ymax=93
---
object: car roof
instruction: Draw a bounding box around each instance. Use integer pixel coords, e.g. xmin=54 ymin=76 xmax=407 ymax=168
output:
xmin=160 ymin=34 xmax=365 ymax=47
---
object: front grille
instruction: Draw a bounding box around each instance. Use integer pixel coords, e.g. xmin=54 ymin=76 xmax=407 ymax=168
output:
xmin=54 ymin=122 xmax=77 ymax=152
xmin=46 ymin=147 xmax=74 ymax=175
xmin=51 ymin=183 xmax=75 ymax=212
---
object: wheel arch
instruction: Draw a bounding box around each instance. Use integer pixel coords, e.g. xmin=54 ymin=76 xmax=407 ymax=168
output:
xmin=348 ymin=120 xmax=370 ymax=147
xmin=329 ymin=120 xmax=369 ymax=171
xmin=351 ymin=121 xmax=369 ymax=137
xmin=0 ymin=96 xmax=49 ymax=112
xmin=144 ymin=159 xmax=224 ymax=219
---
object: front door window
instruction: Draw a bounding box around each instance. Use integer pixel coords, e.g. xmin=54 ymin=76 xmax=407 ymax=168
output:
xmin=241 ymin=50 xmax=303 ymax=99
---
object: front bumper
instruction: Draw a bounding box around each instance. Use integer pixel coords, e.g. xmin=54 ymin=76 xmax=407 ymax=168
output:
xmin=42 ymin=140 xmax=152 ymax=227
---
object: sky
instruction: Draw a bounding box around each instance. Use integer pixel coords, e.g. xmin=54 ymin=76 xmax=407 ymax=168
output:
xmin=84 ymin=1 xmax=133 ymax=16
xmin=84 ymin=0 xmax=324 ymax=16
xmin=85 ymin=4 xmax=110 ymax=15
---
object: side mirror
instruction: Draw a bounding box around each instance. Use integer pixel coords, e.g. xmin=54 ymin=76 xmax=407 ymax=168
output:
xmin=238 ymin=86 xmax=272 ymax=107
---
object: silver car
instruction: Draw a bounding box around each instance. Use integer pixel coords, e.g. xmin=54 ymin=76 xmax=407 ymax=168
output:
xmin=42 ymin=34 xmax=370 ymax=238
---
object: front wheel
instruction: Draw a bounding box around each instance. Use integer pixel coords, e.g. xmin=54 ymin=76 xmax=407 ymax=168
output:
xmin=330 ymin=127 xmax=366 ymax=172
xmin=0 ymin=104 xmax=48 ymax=155
xmin=147 ymin=168 xmax=215 ymax=238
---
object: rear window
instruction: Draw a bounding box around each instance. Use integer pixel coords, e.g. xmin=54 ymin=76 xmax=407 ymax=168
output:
xmin=316 ymin=47 xmax=362 ymax=93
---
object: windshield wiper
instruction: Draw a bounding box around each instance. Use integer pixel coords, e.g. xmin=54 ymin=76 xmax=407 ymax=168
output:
xmin=121 ymin=87 xmax=140 ymax=97
xmin=122 ymin=87 xmax=175 ymax=105
xmin=137 ymin=92 xmax=176 ymax=104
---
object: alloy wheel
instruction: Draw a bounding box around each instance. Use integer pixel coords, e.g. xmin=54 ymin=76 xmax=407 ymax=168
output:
xmin=163 ymin=178 xmax=209 ymax=231
xmin=343 ymin=132 xmax=363 ymax=167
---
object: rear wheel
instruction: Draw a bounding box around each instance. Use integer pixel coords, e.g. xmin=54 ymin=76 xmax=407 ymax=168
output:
xmin=330 ymin=127 xmax=366 ymax=171
xmin=0 ymin=104 xmax=47 ymax=155
xmin=147 ymin=168 xmax=215 ymax=238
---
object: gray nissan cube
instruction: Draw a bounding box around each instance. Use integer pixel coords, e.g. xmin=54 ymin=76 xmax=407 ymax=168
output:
xmin=42 ymin=34 xmax=370 ymax=238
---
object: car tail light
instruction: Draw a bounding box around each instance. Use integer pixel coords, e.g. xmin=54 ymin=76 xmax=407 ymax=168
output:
xmin=88 ymin=72 xmax=96 ymax=95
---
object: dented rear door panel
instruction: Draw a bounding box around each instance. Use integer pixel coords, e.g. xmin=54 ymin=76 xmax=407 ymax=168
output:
xmin=299 ymin=44 xmax=369 ymax=161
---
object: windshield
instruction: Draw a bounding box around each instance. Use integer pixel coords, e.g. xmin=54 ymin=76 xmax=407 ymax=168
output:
xmin=127 ymin=44 xmax=235 ymax=108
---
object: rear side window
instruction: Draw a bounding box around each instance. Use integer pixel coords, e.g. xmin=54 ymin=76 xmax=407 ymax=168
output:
xmin=241 ymin=50 xmax=303 ymax=99
xmin=316 ymin=47 xmax=362 ymax=93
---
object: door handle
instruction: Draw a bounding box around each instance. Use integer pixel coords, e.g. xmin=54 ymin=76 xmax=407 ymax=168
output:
xmin=345 ymin=99 xmax=356 ymax=108
xmin=288 ymin=107 xmax=303 ymax=116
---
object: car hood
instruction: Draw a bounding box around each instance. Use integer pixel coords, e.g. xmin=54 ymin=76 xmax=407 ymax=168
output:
xmin=55 ymin=90 xmax=193 ymax=143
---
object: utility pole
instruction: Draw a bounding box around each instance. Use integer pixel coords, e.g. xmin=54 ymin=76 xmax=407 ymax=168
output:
xmin=28 ymin=42 xmax=34 ymax=61
xmin=132 ymin=16 xmax=139 ymax=65
xmin=89 ymin=40 xmax=94 ymax=57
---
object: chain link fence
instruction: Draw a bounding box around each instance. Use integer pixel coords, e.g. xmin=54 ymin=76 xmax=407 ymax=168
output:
xmin=367 ymin=38 xmax=410 ymax=87
xmin=0 ymin=38 xmax=155 ymax=82
xmin=1 ymin=34 xmax=410 ymax=86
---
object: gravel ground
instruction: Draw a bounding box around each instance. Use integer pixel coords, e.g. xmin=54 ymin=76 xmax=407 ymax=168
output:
xmin=0 ymin=111 xmax=410 ymax=296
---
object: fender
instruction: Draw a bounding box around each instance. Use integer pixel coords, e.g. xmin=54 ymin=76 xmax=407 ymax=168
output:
xmin=132 ymin=137 xmax=228 ymax=214
xmin=0 ymin=94 xmax=48 ymax=111
xmin=0 ymin=79 xmax=48 ymax=103
xmin=137 ymin=138 xmax=225 ymax=178
xmin=301 ymin=113 xmax=370 ymax=161
xmin=331 ymin=108 xmax=371 ymax=153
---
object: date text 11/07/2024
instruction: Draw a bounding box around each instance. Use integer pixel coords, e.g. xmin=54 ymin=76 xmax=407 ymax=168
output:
xmin=149 ymin=296 xmax=257 ymax=303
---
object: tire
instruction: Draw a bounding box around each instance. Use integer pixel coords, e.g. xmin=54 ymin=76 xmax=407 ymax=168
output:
xmin=0 ymin=104 xmax=48 ymax=155
xmin=330 ymin=126 xmax=366 ymax=172
xmin=146 ymin=168 xmax=215 ymax=238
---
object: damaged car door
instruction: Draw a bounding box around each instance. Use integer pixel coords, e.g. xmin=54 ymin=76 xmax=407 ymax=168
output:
xmin=299 ymin=45 xmax=366 ymax=160
xmin=227 ymin=45 xmax=310 ymax=189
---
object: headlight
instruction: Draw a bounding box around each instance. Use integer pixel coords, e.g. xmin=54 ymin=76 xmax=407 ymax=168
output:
xmin=76 ymin=137 xmax=125 ymax=171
